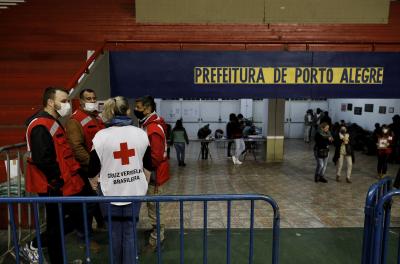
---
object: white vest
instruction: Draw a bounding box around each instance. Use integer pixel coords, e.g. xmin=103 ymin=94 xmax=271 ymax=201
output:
xmin=92 ymin=126 xmax=149 ymax=205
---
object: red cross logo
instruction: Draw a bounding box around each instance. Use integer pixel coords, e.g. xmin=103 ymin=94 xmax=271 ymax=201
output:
xmin=113 ymin=142 xmax=135 ymax=165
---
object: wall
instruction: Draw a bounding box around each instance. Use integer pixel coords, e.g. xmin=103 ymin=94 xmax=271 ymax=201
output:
xmin=328 ymin=98 xmax=400 ymax=131
xmin=136 ymin=0 xmax=389 ymax=24
xmin=72 ymin=52 xmax=111 ymax=101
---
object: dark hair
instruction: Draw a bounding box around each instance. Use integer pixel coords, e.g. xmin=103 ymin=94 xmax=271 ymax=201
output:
xmin=79 ymin=88 xmax=95 ymax=100
xmin=135 ymin=95 xmax=156 ymax=112
xmin=237 ymin=113 xmax=243 ymax=119
xmin=42 ymin=86 xmax=68 ymax=107
xmin=174 ymin=119 xmax=183 ymax=129
xmin=229 ymin=113 xmax=236 ymax=122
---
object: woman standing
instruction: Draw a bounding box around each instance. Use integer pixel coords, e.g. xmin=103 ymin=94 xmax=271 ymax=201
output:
xmin=333 ymin=126 xmax=355 ymax=183
xmin=231 ymin=115 xmax=245 ymax=165
xmin=171 ymin=119 xmax=189 ymax=166
xmin=88 ymin=96 xmax=152 ymax=264
xmin=314 ymin=122 xmax=333 ymax=183
xmin=377 ymin=125 xmax=394 ymax=179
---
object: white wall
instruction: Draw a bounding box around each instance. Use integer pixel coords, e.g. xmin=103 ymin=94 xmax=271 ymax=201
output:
xmin=328 ymin=98 xmax=400 ymax=131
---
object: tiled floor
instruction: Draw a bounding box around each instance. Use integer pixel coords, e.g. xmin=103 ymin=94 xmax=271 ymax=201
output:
xmin=138 ymin=139 xmax=400 ymax=229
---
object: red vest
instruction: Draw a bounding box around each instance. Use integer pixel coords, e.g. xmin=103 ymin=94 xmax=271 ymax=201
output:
xmin=70 ymin=109 xmax=105 ymax=152
xmin=26 ymin=117 xmax=84 ymax=195
xmin=142 ymin=115 xmax=170 ymax=186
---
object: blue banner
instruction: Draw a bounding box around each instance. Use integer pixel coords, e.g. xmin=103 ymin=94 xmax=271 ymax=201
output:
xmin=109 ymin=51 xmax=400 ymax=99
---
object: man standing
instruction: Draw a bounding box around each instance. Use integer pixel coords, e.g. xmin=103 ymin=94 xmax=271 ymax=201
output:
xmin=24 ymin=87 xmax=85 ymax=263
xmin=134 ymin=96 xmax=170 ymax=253
xmin=66 ymin=88 xmax=105 ymax=230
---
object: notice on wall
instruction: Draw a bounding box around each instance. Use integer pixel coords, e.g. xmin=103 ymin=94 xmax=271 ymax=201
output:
xmin=194 ymin=67 xmax=384 ymax=85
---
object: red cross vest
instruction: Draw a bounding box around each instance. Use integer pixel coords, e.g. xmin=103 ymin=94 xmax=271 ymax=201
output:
xmin=142 ymin=115 xmax=170 ymax=186
xmin=26 ymin=117 xmax=84 ymax=195
xmin=70 ymin=109 xmax=105 ymax=152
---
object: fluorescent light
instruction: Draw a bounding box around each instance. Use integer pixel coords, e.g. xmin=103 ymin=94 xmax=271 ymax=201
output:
xmin=0 ymin=0 xmax=25 ymax=2
xmin=0 ymin=3 xmax=17 ymax=5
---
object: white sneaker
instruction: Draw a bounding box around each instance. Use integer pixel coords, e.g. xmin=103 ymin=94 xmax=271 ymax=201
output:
xmin=236 ymin=158 xmax=243 ymax=165
xmin=232 ymin=156 xmax=237 ymax=164
xmin=20 ymin=242 xmax=39 ymax=263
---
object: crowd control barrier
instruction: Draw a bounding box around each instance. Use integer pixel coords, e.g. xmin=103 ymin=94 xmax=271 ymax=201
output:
xmin=0 ymin=194 xmax=280 ymax=264
xmin=371 ymin=189 xmax=400 ymax=264
xmin=362 ymin=177 xmax=393 ymax=264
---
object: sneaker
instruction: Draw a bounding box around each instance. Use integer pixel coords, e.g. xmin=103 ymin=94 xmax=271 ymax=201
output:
xmin=20 ymin=242 xmax=39 ymax=264
xmin=346 ymin=178 xmax=352 ymax=184
xmin=319 ymin=177 xmax=328 ymax=183
xmin=336 ymin=175 xmax=341 ymax=182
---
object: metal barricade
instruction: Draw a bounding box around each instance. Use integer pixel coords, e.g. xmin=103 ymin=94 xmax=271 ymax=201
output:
xmin=0 ymin=194 xmax=280 ymax=264
xmin=372 ymin=189 xmax=400 ymax=264
xmin=0 ymin=142 xmax=35 ymax=261
xmin=362 ymin=177 xmax=393 ymax=264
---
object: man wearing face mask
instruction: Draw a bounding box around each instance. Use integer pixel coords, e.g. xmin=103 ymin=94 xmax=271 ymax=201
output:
xmin=134 ymin=95 xmax=170 ymax=254
xmin=23 ymin=87 xmax=85 ymax=263
xmin=66 ymin=88 xmax=106 ymax=231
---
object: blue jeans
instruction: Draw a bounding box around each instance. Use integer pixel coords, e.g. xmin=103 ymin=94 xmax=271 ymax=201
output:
xmin=100 ymin=203 xmax=140 ymax=264
xmin=174 ymin=142 xmax=186 ymax=164
xmin=314 ymin=149 xmax=329 ymax=177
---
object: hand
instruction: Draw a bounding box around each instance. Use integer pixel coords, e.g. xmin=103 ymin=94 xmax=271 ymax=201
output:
xmin=49 ymin=178 xmax=64 ymax=192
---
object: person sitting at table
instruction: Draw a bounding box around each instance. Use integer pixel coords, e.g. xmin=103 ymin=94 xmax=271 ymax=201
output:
xmin=197 ymin=124 xmax=212 ymax=160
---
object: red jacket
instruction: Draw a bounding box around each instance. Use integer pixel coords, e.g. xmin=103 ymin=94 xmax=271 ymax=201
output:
xmin=70 ymin=109 xmax=105 ymax=152
xmin=26 ymin=117 xmax=84 ymax=195
xmin=140 ymin=112 xmax=170 ymax=186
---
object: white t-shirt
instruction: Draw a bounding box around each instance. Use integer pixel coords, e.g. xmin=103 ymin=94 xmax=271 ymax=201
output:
xmin=92 ymin=125 xmax=149 ymax=205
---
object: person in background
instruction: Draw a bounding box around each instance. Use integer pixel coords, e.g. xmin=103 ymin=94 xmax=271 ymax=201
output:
xmin=165 ymin=123 xmax=172 ymax=159
xmin=170 ymin=119 xmax=189 ymax=166
xmin=231 ymin=115 xmax=245 ymax=165
xmin=377 ymin=125 xmax=394 ymax=179
xmin=66 ymin=88 xmax=105 ymax=231
xmin=333 ymin=125 xmax=355 ymax=183
xmin=304 ymin=109 xmax=313 ymax=143
xmin=226 ymin=113 xmax=236 ymax=157
xmin=314 ymin=122 xmax=333 ymax=183
xmin=389 ymin=115 xmax=400 ymax=164
xmin=87 ymin=96 xmax=152 ymax=264
xmin=198 ymin=124 xmax=212 ymax=160
xmin=134 ymin=95 xmax=170 ymax=253
xmin=311 ymin=108 xmax=323 ymax=138
xmin=320 ymin=111 xmax=332 ymax=129
xmin=23 ymin=87 xmax=85 ymax=263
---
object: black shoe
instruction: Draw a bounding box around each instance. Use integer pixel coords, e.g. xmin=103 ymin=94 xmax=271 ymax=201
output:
xmin=319 ymin=177 xmax=328 ymax=183
xmin=181 ymin=163 xmax=186 ymax=167
xmin=314 ymin=174 xmax=319 ymax=182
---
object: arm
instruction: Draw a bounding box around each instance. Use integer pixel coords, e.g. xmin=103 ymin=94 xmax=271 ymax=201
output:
xmin=143 ymin=146 xmax=153 ymax=183
xmin=184 ymin=129 xmax=189 ymax=144
xmin=65 ymin=119 xmax=90 ymax=168
xmin=30 ymin=126 xmax=61 ymax=183
xmin=148 ymin=133 xmax=165 ymax=168
xmin=87 ymin=150 xmax=101 ymax=178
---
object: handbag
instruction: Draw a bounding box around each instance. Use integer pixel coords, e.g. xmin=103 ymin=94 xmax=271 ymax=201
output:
xmin=317 ymin=148 xmax=329 ymax=158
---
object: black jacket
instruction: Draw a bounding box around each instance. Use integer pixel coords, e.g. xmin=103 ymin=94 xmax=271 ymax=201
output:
xmin=25 ymin=111 xmax=62 ymax=183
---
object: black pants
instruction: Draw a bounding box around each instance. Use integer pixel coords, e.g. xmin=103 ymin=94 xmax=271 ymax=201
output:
xmin=201 ymin=142 xmax=209 ymax=159
xmin=377 ymin=153 xmax=390 ymax=174
xmin=227 ymin=141 xmax=233 ymax=157
xmin=32 ymin=192 xmax=84 ymax=263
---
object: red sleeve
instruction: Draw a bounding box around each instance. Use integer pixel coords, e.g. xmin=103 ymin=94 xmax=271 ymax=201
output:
xmin=148 ymin=133 xmax=165 ymax=168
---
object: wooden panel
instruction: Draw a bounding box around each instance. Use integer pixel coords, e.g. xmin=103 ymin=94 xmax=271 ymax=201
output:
xmin=308 ymin=44 xmax=373 ymax=52
xmin=181 ymin=44 xmax=247 ymax=51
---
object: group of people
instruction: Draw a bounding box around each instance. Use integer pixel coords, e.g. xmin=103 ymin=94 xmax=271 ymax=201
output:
xmin=304 ymin=108 xmax=332 ymax=143
xmin=24 ymin=87 xmax=169 ymax=263
xmin=311 ymin=109 xmax=400 ymax=184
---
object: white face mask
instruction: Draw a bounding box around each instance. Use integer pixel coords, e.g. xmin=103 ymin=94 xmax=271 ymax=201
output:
xmin=383 ymin=129 xmax=388 ymax=134
xmin=56 ymin=102 xmax=72 ymax=117
xmin=84 ymin=102 xmax=98 ymax=112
